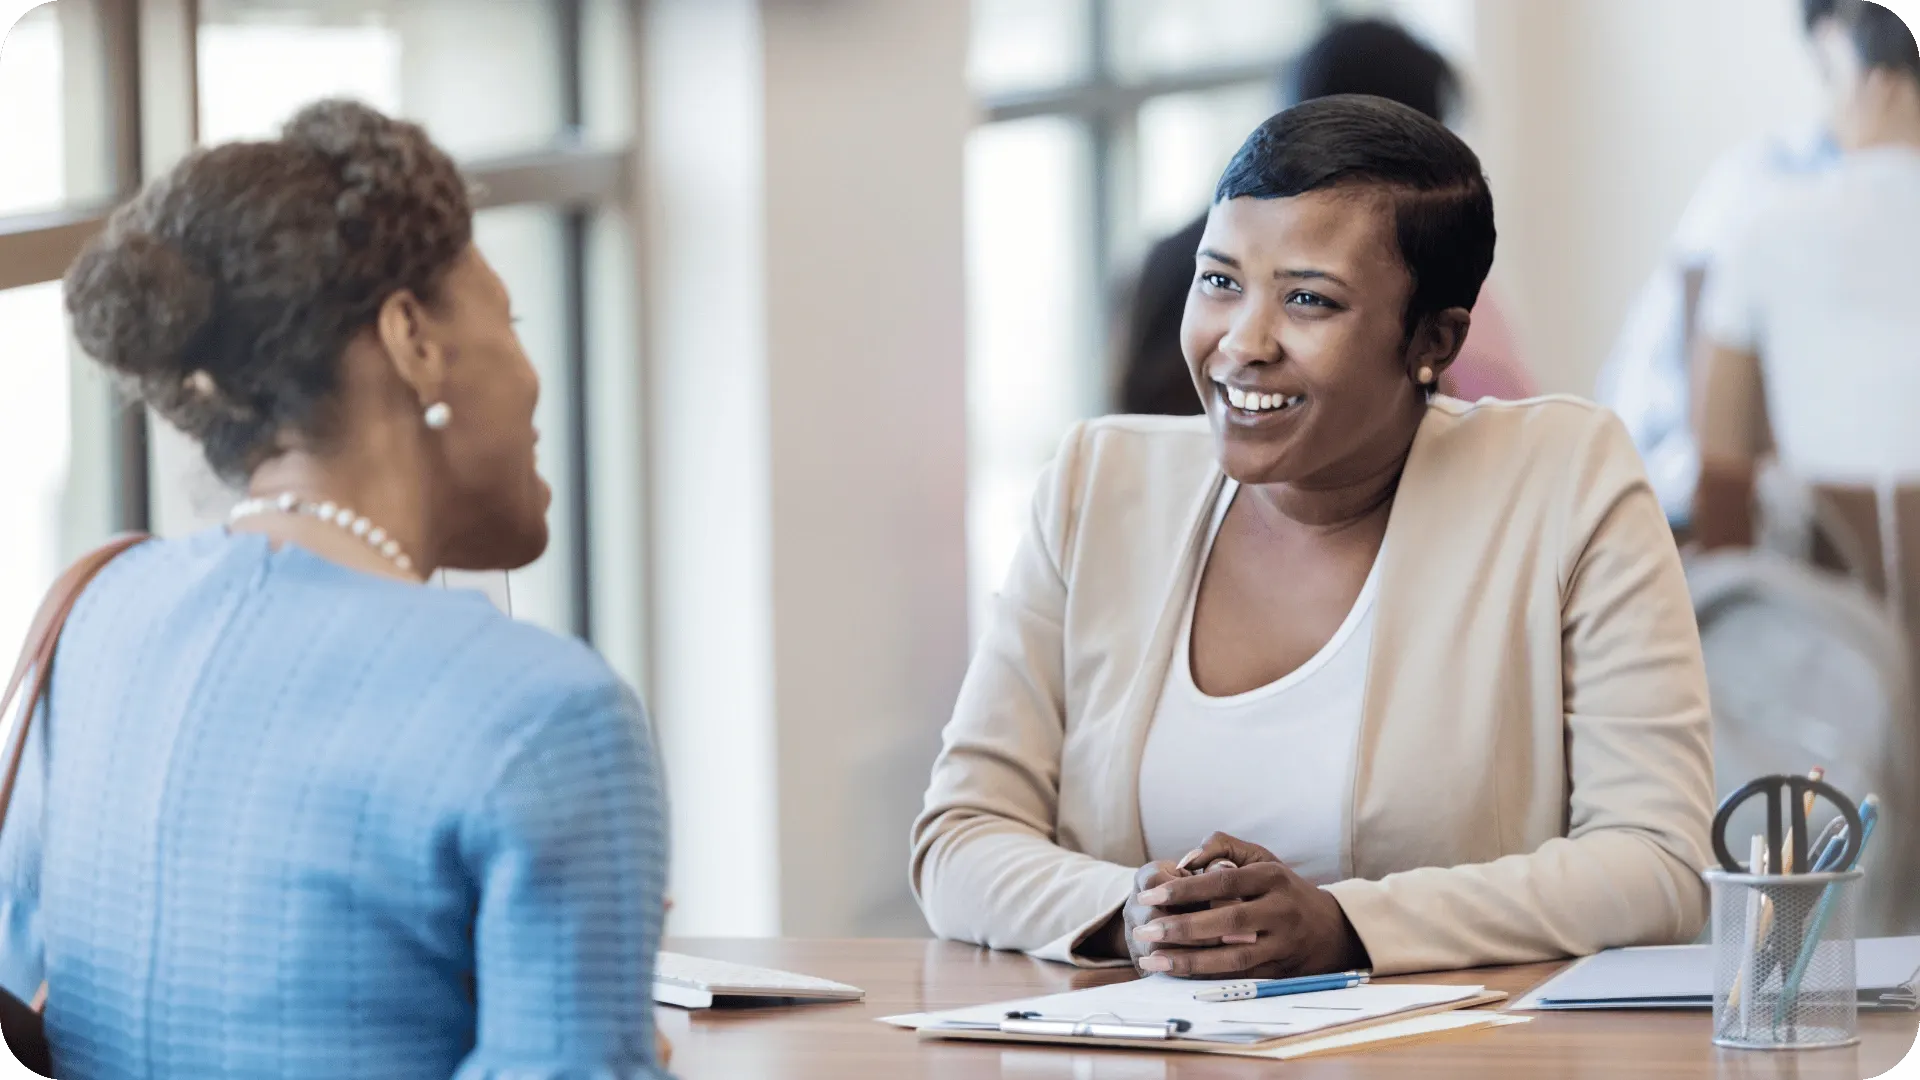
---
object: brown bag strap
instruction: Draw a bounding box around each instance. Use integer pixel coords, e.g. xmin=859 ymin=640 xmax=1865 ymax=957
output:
xmin=0 ymin=534 xmax=151 ymax=831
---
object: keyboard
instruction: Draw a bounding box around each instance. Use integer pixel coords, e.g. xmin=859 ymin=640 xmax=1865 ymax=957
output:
xmin=653 ymin=951 xmax=865 ymax=1009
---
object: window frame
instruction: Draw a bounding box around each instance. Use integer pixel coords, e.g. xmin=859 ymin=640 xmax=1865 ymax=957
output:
xmin=0 ymin=0 xmax=638 ymax=644
xmin=971 ymin=0 xmax=1339 ymax=392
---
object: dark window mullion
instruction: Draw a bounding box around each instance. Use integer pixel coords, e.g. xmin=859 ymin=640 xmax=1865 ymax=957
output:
xmin=1088 ymin=0 xmax=1134 ymax=414
xmin=556 ymin=0 xmax=593 ymax=641
xmin=104 ymin=0 xmax=150 ymax=534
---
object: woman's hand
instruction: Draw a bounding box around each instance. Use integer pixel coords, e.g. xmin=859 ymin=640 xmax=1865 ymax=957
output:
xmin=1121 ymin=858 xmax=1192 ymax=970
xmin=1121 ymin=847 xmax=1261 ymax=971
xmin=1128 ymin=833 xmax=1369 ymax=979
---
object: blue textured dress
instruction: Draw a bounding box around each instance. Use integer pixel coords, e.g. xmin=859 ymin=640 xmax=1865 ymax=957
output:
xmin=0 ymin=531 xmax=671 ymax=1079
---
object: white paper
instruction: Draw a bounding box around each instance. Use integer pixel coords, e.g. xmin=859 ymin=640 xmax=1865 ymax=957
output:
xmin=885 ymin=975 xmax=1487 ymax=1044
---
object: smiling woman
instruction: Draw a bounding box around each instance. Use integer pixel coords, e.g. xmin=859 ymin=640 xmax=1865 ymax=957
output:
xmin=913 ymin=94 xmax=1716 ymax=982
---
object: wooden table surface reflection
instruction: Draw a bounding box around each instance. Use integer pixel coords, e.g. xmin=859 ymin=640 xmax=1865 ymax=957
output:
xmin=659 ymin=939 xmax=1918 ymax=1080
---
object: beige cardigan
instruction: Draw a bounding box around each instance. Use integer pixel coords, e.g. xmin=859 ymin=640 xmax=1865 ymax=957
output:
xmin=911 ymin=396 xmax=1715 ymax=975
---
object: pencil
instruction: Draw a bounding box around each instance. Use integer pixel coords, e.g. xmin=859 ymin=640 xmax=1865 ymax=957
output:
xmin=1727 ymin=834 xmax=1767 ymax=1033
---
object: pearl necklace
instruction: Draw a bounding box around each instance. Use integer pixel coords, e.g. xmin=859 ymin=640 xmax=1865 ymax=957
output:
xmin=228 ymin=492 xmax=418 ymax=576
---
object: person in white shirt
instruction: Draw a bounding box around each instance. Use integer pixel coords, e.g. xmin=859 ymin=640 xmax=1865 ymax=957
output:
xmin=1596 ymin=0 xmax=1845 ymax=529
xmin=1694 ymin=0 xmax=1920 ymax=625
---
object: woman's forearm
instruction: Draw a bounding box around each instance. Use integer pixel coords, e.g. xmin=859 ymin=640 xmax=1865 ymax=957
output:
xmin=1324 ymin=829 xmax=1707 ymax=975
xmin=911 ymin=809 xmax=1137 ymax=961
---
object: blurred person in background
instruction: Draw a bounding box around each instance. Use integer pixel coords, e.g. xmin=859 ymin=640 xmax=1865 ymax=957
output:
xmin=0 ymin=101 xmax=672 ymax=1079
xmin=1694 ymin=0 xmax=1920 ymax=620
xmin=1597 ymin=0 xmax=1847 ymax=533
xmin=1118 ymin=18 xmax=1536 ymax=416
xmin=1690 ymin=0 xmax=1920 ymax=933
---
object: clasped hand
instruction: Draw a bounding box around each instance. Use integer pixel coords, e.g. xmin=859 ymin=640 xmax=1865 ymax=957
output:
xmin=1123 ymin=832 xmax=1368 ymax=979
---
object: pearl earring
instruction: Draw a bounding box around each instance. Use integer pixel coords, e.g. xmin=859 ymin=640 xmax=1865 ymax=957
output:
xmin=424 ymin=402 xmax=452 ymax=430
xmin=1417 ymin=366 xmax=1435 ymax=385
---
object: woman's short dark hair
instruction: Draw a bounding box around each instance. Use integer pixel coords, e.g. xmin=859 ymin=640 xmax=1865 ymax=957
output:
xmin=1842 ymin=1 xmax=1920 ymax=85
xmin=64 ymin=99 xmax=473 ymax=483
xmin=1214 ymin=94 xmax=1496 ymax=338
xmin=1805 ymin=0 xmax=1842 ymax=31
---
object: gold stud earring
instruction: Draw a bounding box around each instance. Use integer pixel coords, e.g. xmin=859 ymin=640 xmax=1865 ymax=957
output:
xmin=424 ymin=402 xmax=452 ymax=430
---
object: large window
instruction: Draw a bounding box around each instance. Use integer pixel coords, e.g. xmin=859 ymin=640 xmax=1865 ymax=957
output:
xmin=0 ymin=0 xmax=116 ymax=662
xmin=0 ymin=8 xmax=65 ymax=657
xmin=964 ymin=0 xmax=1323 ymax=630
xmin=0 ymin=0 xmax=643 ymax=675
xmin=0 ymin=280 xmax=73 ymax=659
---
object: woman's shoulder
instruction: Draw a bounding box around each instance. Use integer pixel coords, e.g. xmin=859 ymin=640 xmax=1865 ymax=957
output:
xmin=466 ymin=613 xmax=639 ymax=728
xmin=1055 ymin=399 xmax=1643 ymax=505
xmin=276 ymin=569 xmax=653 ymax=811
xmin=1411 ymin=395 xmax=1655 ymax=525
xmin=1422 ymin=394 xmax=1639 ymax=462
xmin=1023 ymin=415 xmax=1220 ymax=581
xmin=1049 ymin=413 xmax=1219 ymax=496
xmin=359 ymin=581 xmax=640 ymax=745
xmin=1077 ymin=411 xmax=1214 ymax=443
xmin=77 ymin=530 xmax=639 ymax=736
xmin=450 ymin=615 xmax=649 ymax=783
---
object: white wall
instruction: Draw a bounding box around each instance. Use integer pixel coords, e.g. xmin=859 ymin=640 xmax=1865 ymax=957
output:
xmin=641 ymin=0 xmax=971 ymax=937
xmin=760 ymin=0 xmax=972 ymax=937
xmin=1467 ymin=0 xmax=1827 ymax=395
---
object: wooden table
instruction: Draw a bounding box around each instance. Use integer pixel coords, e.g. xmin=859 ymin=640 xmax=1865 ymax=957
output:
xmin=661 ymin=939 xmax=1919 ymax=1079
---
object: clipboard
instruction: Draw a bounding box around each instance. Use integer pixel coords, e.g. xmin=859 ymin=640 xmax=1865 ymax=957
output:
xmin=914 ymin=988 xmax=1508 ymax=1057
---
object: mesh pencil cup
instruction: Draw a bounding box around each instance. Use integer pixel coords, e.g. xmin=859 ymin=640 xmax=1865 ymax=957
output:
xmin=1706 ymin=868 xmax=1864 ymax=1051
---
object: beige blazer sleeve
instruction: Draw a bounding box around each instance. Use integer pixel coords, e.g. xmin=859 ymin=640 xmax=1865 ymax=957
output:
xmin=1325 ymin=415 xmax=1715 ymax=974
xmin=909 ymin=424 xmax=1136 ymax=966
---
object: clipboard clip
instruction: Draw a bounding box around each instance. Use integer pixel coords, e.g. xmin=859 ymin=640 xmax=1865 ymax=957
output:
xmin=1001 ymin=1010 xmax=1193 ymax=1040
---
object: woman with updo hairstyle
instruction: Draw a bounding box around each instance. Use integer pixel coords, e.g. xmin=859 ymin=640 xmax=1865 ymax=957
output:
xmin=0 ymin=101 xmax=671 ymax=1078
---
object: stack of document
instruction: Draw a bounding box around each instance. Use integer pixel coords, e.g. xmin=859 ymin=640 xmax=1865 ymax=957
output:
xmin=881 ymin=975 xmax=1521 ymax=1059
xmin=1511 ymin=935 xmax=1920 ymax=1011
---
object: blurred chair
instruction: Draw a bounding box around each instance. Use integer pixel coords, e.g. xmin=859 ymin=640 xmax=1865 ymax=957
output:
xmin=1753 ymin=463 xmax=1877 ymax=589
xmin=1806 ymin=482 xmax=1920 ymax=641
xmin=1688 ymin=549 xmax=1920 ymax=935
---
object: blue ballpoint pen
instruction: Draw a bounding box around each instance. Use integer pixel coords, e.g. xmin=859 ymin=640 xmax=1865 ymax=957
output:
xmin=1808 ymin=826 xmax=1849 ymax=874
xmin=1193 ymin=971 xmax=1371 ymax=1003
xmin=1806 ymin=814 xmax=1848 ymax=867
xmin=1775 ymin=794 xmax=1879 ymax=1028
